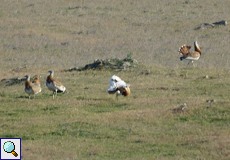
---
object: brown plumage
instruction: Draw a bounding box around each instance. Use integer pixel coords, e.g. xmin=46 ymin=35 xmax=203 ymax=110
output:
xmin=117 ymin=86 xmax=131 ymax=97
xmin=24 ymin=75 xmax=42 ymax=99
xmin=32 ymin=75 xmax=41 ymax=86
xmin=172 ymin=103 xmax=188 ymax=113
xmin=46 ymin=70 xmax=66 ymax=99
xmin=179 ymin=41 xmax=201 ymax=65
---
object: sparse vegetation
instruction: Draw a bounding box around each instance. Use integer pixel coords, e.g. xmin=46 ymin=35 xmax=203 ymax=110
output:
xmin=65 ymin=53 xmax=138 ymax=72
xmin=0 ymin=0 xmax=229 ymax=160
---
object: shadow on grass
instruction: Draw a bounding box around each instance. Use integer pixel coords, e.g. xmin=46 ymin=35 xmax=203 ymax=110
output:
xmin=85 ymin=102 xmax=129 ymax=113
xmin=0 ymin=133 xmax=35 ymax=140
xmin=16 ymin=95 xmax=29 ymax=99
xmin=75 ymin=96 xmax=111 ymax=102
xmin=44 ymin=121 xmax=130 ymax=140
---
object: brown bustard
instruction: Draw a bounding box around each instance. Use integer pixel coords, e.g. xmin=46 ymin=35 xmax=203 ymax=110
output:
xmin=24 ymin=75 xmax=42 ymax=99
xmin=179 ymin=41 xmax=201 ymax=65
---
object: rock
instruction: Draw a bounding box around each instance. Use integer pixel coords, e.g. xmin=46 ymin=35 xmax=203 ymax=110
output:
xmin=1 ymin=77 xmax=26 ymax=86
xmin=65 ymin=54 xmax=138 ymax=72
xmin=195 ymin=20 xmax=227 ymax=30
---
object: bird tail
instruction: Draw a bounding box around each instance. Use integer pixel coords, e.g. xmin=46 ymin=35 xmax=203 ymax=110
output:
xmin=57 ymin=90 xmax=65 ymax=93
xmin=194 ymin=41 xmax=201 ymax=54
xmin=57 ymin=86 xmax=66 ymax=93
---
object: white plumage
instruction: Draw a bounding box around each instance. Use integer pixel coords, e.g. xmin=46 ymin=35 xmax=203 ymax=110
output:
xmin=107 ymin=75 xmax=130 ymax=98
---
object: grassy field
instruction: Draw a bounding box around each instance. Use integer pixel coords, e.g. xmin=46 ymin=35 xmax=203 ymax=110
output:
xmin=0 ymin=0 xmax=230 ymax=160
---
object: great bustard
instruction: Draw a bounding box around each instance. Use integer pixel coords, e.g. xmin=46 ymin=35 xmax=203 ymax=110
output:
xmin=107 ymin=75 xmax=130 ymax=99
xmin=46 ymin=70 xmax=66 ymax=99
xmin=178 ymin=41 xmax=201 ymax=65
xmin=24 ymin=75 xmax=42 ymax=99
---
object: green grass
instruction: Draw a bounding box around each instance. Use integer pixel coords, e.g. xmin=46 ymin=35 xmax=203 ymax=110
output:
xmin=0 ymin=67 xmax=229 ymax=160
xmin=0 ymin=0 xmax=230 ymax=159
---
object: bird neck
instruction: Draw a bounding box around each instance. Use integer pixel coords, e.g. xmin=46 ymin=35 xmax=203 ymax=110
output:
xmin=25 ymin=81 xmax=31 ymax=88
xmin=47 ymin=75 xmax=53 ymax=83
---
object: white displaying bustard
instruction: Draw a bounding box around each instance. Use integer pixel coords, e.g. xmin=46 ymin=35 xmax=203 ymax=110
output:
xmin=179 ymin=41 xmax=201 ymax=65
xmin=107 ymin=75 xmax=130 ymax=99
xmin=46 ymin=70 xmax=66 ymax=99
xmin=24 ymin=75 xmax=42 ymax=99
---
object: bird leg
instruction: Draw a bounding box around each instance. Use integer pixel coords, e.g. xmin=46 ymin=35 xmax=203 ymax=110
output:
xmin=191 ymin=61 xmax=195 ymax=67
xmin=116 ymin=90 xmax=121 ymax=101
xmin=116 ymin=92 xmax=119 ymax=100
xmin=54 ymin=90 xmax=58 ymax=99
xmin=187 ymin=60 xmax=195 ymax=67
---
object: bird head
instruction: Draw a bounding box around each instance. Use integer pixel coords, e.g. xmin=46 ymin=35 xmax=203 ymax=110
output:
xmin=24 ymin=75 xmax=30 ymax=81
xmin=32 ymin=75 xmax=41 ymax=84
xmin=33 ymin=75 xmax=40 ymax=79
xmin=178 ymin=44 xmax=191 ymax=55
xmin=48 ymin=70 xmax=54 ymax=76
